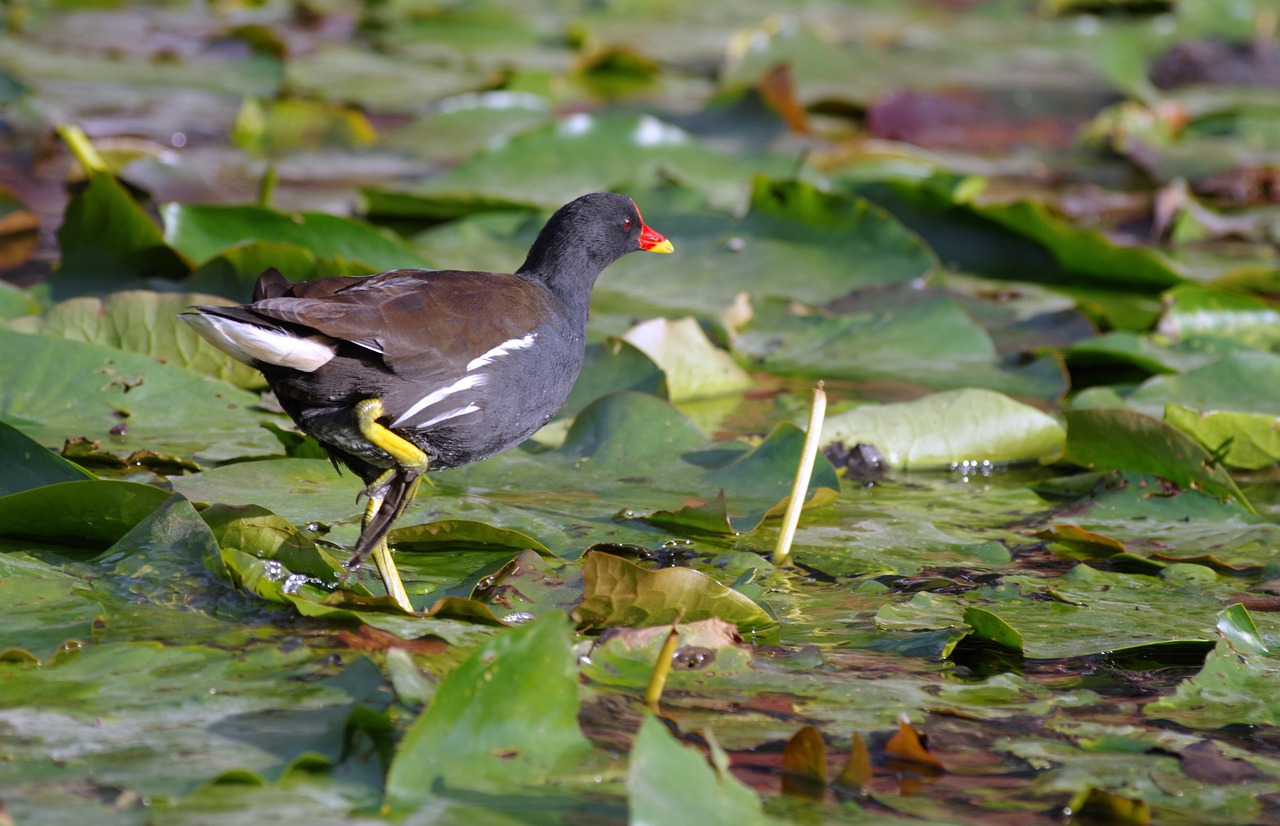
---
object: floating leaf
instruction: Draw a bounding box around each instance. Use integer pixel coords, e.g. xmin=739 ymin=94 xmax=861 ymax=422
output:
xmin=0 ymin=480 xmax=170 ymax=548
xmin=10 ymin=290 xmax=265 ymax=390
xmin=820 ymin=388 xmax=1065 ymax=469
xmin=0 ymin=330 xmax=280 ymax=462
xmin=1164 ymin=403 xmax=1280 ymax=470
xmin=0 ymin=555 xmax=104 ymax=661
xmin=1063 ymin=408 xmax=1251 ymax=511
xmin=627 ymin=715 xmax=768 ymax=826
xmin=53 ymin=169 xmax=190 ymax=297
xmin=621 ymin=317 xmax=753 ymax=402
xmin=0 ymin=421 xmax=95 ymax=497
xmin=384 ymin=612 xmax=590 ymax=806
xmin=575 ymin=551 xmax=774 ymax=631
xmin=161 ymin=203 xmax=428 ymax=271
xmin=735 ymin=295 xmax=1066 ymax=400
xmin=1127 ymin=351 xmax=1280 ymax=418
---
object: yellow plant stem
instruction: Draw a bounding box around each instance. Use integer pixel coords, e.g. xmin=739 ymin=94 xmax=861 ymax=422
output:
xmin=772 ymin=381 xmax=827 ymax=566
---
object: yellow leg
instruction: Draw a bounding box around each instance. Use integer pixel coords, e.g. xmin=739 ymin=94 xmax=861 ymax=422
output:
xmin=355 ymin=399 xmax=429 ymax=473
xmin=351 ymin=398 xmax=428 ymax=613
xmin=363 ymin=495 xmax=413 ymax=613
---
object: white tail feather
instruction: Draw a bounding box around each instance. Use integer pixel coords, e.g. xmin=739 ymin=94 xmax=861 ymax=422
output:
xmin=182 ymin=312 xmax=336 ymax=372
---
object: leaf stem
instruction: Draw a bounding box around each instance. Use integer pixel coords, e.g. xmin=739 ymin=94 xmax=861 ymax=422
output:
xmin=772 ymin=381 xmax=827 ymax=566
xmin=56 ymin=123 xmax=109 ymax=174
xmin=644 ymin=624 xmax=680 ymax=711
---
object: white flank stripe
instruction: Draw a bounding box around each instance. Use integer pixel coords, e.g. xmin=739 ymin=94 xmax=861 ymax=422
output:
xmin=183 ymin=313 xmax=336 ymax=372
xmin=392 ymin=373 xmax=486 ymax=427
xmin=413 ymin=403 xmax=481 ymax=430
xmin=466 ymin=333 xmax=536 ymax=372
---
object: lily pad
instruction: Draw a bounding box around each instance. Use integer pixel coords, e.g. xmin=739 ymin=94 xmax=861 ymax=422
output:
xmin=0 ymin=555 xmax=105 ymax=661
xmin=1164 ymin=404 xmax=1280 ymax=470
xmin=0 ymin=420 xmax=95 ymax=497
xmin=0 ymin=330 xmax=280 ymax=462
xmin=621 ymin=317 xmax=753 ymax=402
xmin=384 ymin=612 xmax=590 ymax=806
xmin=8 ymin=289 xmax=265 ymax=390
xmin=1062 ymin=408 xmax=1250 ymax=511
xmin=575 ymin=551 xmax=774 ymax=631
xmin=161 ymin=202 xmax=429 ymax=271
xmin=628 ymin=715 xmax=769 ymax=826
xmin=819 ymin=388 xmax=1066 ymax=469
xmin=53 ymin=170 xmax=191 ymax=297
xmin=0 ymin=479 xmax=171 ymax=548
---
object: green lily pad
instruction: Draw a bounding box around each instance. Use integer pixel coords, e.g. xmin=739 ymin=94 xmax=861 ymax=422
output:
xmin=369 ymin=113 xmax=792 ymax=214
xmin=819 ymin=388 xmax=1066 ymax=469
xmin=0 ymin=280 xmax=40 ymax=321
xmin=876 ymin=565 xmax=1248 ymax=660
xmin=0 ymin=555 xmax=105 ymax=661
xmin=53 ymin=170 xmax=191 ymax=297
xmin=621 ymin=316 xmax=753 ymax=402
xmin=628 ymin=715 xmax=769 ymax=826
xmin=735 ymin=294 xmax=1067 ymax=400
xmin=575 ymin=551 xmax=774 ymax=631
xmin=1158 ymin=284 xmax=1280 ymax=352
xmin=1146 ymin=637 xmax=1280 ymax=728
xmin=0 ymin=329 xmax=280 ymax=462
xmin=0 ymin=479 xmax=171 ymax=548
xmin=0 ymin=420 xmax=95 ymax=497
xmin=1127 ymin=351 xmax=1280 ymax=418
xmin=8 ymin=289 xmax=265 ymax=390
xmin=595 ymin=177 xmax=939 ymax=322
xmin=1062 ymin=408 xmax=1251 ymax=511
xmin=1164 ymin=404 xmax=1280 ymax=470
xmin=161 ymin=202 xmax=429 ymax=271
xmin=384 ymin=612 xmax=590 ymax=806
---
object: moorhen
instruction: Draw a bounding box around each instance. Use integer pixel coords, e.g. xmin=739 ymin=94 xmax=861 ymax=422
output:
xmin=182 ymin=192 xmax=673 ymax=611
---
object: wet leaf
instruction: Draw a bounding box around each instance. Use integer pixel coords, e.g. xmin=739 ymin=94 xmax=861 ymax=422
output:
xmin=0 ymin=330 xmax=281 ymax=462
xmin=54 ymin=170 xmax=191 ymax=297
xmin=1164 ymin=404 xmax=1280 ymax=470
xmin=0 ymin=555 xmax=104 ymax=661
xmin=384 ymin=612 xmax=590 ymax=805
xmin=0 ymin=420 xmax=95 ymax=497
xmin=9 ymin=289 xmax=265 ymax=390
xmin=1062 ymin=408 xmax=1251 ymax=511
xmin=0 ymin=480 xmax=170 ymax=547
xmin=621 ymin=317 xmax=753 ymax=402
xmin=162 ymin=203 xmax=428 ymax=271
xmin=781 ymin=725 xmax=827 ymax=799
xmin=627 ymin=715 xmax=768 ymax=826
xmin=576 ymin=551 xmax=774 ymax=631
xmin=820 ymin=388 xmax=1065 ymax=469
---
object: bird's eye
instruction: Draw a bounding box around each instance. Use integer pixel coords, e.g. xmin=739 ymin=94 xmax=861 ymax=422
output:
xmin=622 ymin=216 xmax=633 ymax=231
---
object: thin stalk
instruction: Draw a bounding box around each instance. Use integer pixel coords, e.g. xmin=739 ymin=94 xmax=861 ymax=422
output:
xmin=772 ymin=381 xmax=827 ymax=566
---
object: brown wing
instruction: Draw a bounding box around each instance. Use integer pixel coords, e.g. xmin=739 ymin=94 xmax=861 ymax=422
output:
xmin=244 ymin=269 xmax=560 ymax=378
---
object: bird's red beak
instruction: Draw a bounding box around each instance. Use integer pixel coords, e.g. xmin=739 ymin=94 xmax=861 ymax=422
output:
xmin=639 ymin=222 xmax=674 ymax=254
xmin=633 ymin=201 xmax=674 ymax=254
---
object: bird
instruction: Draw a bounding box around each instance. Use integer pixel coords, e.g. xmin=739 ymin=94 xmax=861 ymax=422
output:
xmin=181 ymin=192 xmax=673 ymax=611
